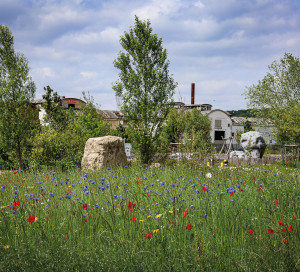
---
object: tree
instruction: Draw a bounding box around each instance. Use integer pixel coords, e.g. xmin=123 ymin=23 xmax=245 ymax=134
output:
xmin=244 ymin=53 xmax=300 ymax=144
xmin=42 ymin=85 xmax=67 ymax=130
xmin=182 ymin=109 xmax=212 ymax=158
xmin=0 ymin=25 xmax=38 ymax=169
xmin=160 ymin=108 xmax=212 ymax=159
xmin=112 ymin=16 xmax=177 ymax=163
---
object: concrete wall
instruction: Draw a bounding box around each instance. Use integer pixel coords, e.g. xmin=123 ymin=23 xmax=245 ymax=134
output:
xmin=206 ymin=110 xmax=232 ymax=143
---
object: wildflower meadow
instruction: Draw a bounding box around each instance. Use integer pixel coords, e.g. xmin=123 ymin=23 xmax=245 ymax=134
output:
xmin=0 ymin=161 xmax=299 ymax=271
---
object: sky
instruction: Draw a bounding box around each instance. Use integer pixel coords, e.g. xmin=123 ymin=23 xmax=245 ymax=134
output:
xmin=1 ymin=0 xmax=300 ymax=111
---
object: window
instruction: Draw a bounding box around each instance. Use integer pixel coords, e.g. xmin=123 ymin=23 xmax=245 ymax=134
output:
xmin=215 ymin=119 xmax=221 ymax=129
xmin=215 ymin=131 xmax=225 ymax=140
xmin=68 ymin=104 xmax=75 ymax=108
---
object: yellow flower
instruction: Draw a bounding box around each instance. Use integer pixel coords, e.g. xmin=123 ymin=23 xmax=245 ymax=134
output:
xmin=207 ymin=162 xmax=210 ymax=167
xmin=153 ymin=229 xmax=159 ymax=233
xmin=147 ymin=215 xmax=151 ymax=218
xmin=34 ymin=217 xmax=38 ymax=222
xmin=139 ymin=220 xmax=144 ymax=223
xmin=155 ymin=214 xmax=162 ymax=218
xmin=3 ymin=245 xmax=9 ymax=249
xmin=169 ymin=211 xmax=173 ymax=214
xmin=0 ymin=206 xmax=5 ymax=210
xmin=220 ymin=163 xmax=224 ymax=167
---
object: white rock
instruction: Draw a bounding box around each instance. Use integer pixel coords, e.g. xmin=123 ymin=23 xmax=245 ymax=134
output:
xmin=81 ymin=136 xmax=127 ymax=170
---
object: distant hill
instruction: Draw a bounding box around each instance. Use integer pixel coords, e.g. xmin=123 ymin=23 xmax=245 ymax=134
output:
xmin=227 ymin=109 xmax=254 ymax=117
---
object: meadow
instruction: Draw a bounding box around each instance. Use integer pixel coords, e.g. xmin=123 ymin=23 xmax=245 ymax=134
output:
xmin=0 ymin=161 xmax=299 ymax=272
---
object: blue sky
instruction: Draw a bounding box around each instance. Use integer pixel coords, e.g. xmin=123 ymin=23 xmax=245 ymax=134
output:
xmin=1 ymin=0 xmax=300 ymax=110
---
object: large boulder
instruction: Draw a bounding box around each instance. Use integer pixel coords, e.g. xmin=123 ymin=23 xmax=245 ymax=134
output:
xmin=240 ymin=131 xmax=267 ymax=158
xmin=81 ymin=136 xmax=127 ymax=170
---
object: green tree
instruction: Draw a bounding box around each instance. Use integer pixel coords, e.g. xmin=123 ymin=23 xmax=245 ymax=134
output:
xmin=0 ymin=25 xmax=38 ymax=169
xmin=160 ymin=108 xmax=212 ymax=159
xmin=244 ymin=53 xmax=300 ymax=144
xmin=113 ymin=16 xmax=177 ymax=163
xmin=42 ymin=85 xmax=67 ymax=130
xmin=182 ymin=109 xmax=212 ymax=158
xmin=30 ymin=91 xmax=112 ymax=168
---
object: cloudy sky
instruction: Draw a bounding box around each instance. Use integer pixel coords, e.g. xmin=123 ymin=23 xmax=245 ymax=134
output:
xmin=1 ymin=0 xmax=300 ymax=111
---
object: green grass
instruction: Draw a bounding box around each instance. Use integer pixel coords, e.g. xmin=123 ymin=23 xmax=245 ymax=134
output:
xmin=0 ymin=162 xmax=299 ymax=271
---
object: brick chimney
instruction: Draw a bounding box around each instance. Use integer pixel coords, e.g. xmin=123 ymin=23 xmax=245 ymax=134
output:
xmin=191 ymin=83 xmax=195 ymax=104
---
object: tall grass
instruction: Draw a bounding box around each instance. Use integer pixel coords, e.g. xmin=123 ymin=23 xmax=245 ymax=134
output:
xmin=0 ymin=162 xmax=299 ymax=271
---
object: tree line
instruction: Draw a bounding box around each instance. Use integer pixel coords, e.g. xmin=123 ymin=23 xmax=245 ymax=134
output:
xmin=1 ymin=18 xmax=299 ymax=169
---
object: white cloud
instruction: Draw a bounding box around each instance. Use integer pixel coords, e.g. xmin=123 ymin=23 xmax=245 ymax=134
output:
xmin=2 ymin=0 xmax=300 ymax=112
xmin=80 ymin=71 xmax=99 ymax=79
xmin=194 ymin=1 xmax=205 ymax=9
xmin=132 ymin=0 xmax=182 ymax=21
xmin=33 ymin=67 xmax=56 ymax=79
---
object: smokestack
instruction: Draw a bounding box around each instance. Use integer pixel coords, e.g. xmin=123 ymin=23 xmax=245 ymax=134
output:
xmin=191 ymin=83 xmax=195 ymax=104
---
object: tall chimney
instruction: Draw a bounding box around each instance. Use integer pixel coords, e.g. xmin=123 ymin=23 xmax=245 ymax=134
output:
xmin=191 ymin=83 xmax=195 ymax=104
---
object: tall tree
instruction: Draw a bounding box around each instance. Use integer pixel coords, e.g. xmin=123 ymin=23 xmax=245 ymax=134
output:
xmin=42 ymin=85 xmax=68 ymax=130
xmin=244 ymin=53 xmax=300 ymax=144
xmin=0 ymin=25 xmax=37 ymax=169
xmin=113 ymin=16 xmax=177 ymax=163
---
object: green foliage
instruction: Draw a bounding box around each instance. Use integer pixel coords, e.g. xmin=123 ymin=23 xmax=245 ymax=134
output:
xmin=42 ymin=85 xmax=68 ymax=130
xmin=74 ymin=91 xmax=112 ymax=140
xmin=227 ymin=109 xmax=254 ymax=117
xmin=0 ymin=25 xmax=38 ymax=169
xmin=0 ymin=164 xmax=299 ymax=271
xmin=181 ymin=110 xmax=212 ymax=158
xmin=113 ymin=16 xmax=177 ymax=164
xmin=244 ymin=53 xmax=300 ymax=144
xmin=243 ymin=119 xmax=255 ymax=132
xmin=29 ymin=91 xmax=112 ymax=169
xmin=160 ymin=109 xmax=212 ymax=159
xmin=161 ymin=107 xmax=185 ymax=144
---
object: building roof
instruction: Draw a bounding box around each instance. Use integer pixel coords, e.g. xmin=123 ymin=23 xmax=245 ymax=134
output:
xmin=97 ymin=110 xmax=123 ymax=120
xmin=231 ymin=116 xmax=273 ymax=125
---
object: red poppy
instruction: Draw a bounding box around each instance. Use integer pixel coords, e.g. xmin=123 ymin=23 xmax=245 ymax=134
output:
xmin=13 ymin=171 xmax=17 ymax=175
xmin=201 ymin=186 xmax=207 ymax=191
xmin=130 ymin=217 xmax=136 ymax=222
xmin=282 ymin=228 xmax=286 ymax=232
xmin=283 ymin=238 xmax=288 ymax=243
xmin=278 ymin=221 xmax=284 ymax=226
xmin=183 ymin=210 xmax=188 ymax=217
xmin=229 ymin=192 xmax=234 ymax=196
xmin=240 ymin=188 xmax=244 ymax=192
xmin=128 ymin=201 xmax=136 ymax=211
xmin=287 ymin=226 xmax=293 ymax=231
xmin=171 ymin=221 xmax=175 ymax=225
xmin=256 ymin=186 xmax=262 ymax=191
xmin=13 ymin=201 xmax=20 ymax=207
xmin=251 ymin=177 xmax=255 ymax=181
xmin=293 ymin=214 xmax=296 ymax=220
xmin=145 ymin=234 xmax=151 ymax=238
xmin=248 ymin=230 xmax=254 ymax=235
xmin=28 ymin=216 xmax=36 ymax=223
xmin=186 ymin=224 xmax=192 ymax=230
xmin=83 ymin=203 xmax=87 ymax=210
xmin=274 ymin=200 xmax=279 ymax=205
xmin=268 ymin=229 xmax=275 ymax=234
xmin=84 ymin=218 xmax=88 ymax=222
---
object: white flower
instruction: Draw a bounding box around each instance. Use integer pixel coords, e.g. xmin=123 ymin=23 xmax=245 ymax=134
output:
xmin=206 ymin=173 xmax=212 ymax=178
